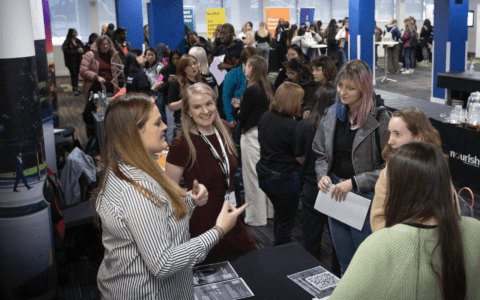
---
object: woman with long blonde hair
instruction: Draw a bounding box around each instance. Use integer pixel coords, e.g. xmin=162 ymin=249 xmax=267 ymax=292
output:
xmin=255 ymin=22 xmax=272 ymax=65
xmin=94 ymin=92 xmax=246 ymax=299
xmin=166 ymin=83 xmax=256 ymax=259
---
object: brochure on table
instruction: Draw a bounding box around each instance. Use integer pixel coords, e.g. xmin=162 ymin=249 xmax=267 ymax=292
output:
xmin=314 ymin=184 xmax=371 ymax=231
xmin=288 ymin=266 xmax=339 ymax=299
xmin=193 ymin=261 xmax=254 ymax=300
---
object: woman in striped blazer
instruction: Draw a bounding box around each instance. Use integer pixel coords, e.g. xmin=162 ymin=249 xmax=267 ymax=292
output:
xmin=93 ymin=93 xmax=247 ymax=299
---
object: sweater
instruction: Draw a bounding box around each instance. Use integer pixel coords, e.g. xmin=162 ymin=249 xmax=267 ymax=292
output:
xmin=330 ymin=217 xmax=480 ymax=300
xmin=222 ymin=65 xmax=247 ymax=122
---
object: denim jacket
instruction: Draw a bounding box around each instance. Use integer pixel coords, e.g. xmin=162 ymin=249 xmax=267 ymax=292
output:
xmin=312 ymin=95 xmax=391 ymax=192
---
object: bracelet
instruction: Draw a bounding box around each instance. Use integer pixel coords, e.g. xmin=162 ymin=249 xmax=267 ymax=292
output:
xmin=212 ymin=225 xmax=225 ymax=240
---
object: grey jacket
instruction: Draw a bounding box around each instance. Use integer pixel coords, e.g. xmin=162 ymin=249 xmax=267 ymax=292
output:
xmin=312 ymin=99 xmax=391 ymax=192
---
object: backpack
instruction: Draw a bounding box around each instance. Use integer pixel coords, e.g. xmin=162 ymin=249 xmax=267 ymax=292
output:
xmin=410 ymin=30 xmax=419 ymax=47
xmin=383 ymin=28 xmax=394 ymax=47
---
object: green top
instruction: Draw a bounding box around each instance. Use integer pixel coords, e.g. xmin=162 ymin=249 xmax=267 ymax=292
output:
xmin=330 ymin=217 xmax=480 ymax=300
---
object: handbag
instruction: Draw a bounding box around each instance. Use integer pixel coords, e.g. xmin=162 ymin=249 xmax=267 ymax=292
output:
xmin=456 ymin=187 xmax=474 ymax=217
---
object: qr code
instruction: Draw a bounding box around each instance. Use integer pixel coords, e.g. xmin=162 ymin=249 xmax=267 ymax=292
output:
xmin=305 ymin=272 xmax=340 ymax=290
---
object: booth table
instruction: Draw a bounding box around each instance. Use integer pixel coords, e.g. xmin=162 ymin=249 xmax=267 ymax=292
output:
xmin=378 ymin=89 xmax=480 ymax=195
xmin=310 ymin=44 xmax=328 ymax=60
xmin=437 ymin=71 xmax=480 ymax=106
xmin=199 ymin=243 xmax=332 ymax=300
xmin=375 ymin=41 xmax=399 ymax=83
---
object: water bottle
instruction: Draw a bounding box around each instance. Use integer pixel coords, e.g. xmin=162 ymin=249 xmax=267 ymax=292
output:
xmin=467 ymin=91 xmax=480 ymax=124
xmin=469 ymin=59 xmax=475 ymax=75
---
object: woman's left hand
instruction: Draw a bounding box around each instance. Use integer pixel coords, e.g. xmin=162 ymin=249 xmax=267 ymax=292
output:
xmin=331 ymin=179 xmax=353 ymax=202
xmin=151 ymin=81 xmax=162 ymax=91
xmin=190 ymin=179 xmax=209 ymax=207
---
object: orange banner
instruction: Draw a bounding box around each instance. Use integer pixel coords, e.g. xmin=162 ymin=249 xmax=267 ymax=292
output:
xmin=266 ymin=8 xmax=290 ymax=37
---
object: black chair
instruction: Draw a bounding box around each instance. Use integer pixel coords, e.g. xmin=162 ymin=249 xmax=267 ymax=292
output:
xmin=54 ymin=126 xmax=75 ymax=142
xmin=55 ymin=135 xmax=74 ymax=168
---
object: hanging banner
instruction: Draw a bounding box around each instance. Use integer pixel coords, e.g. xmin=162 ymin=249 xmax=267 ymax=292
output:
xmin=184 ymin=6 xmax=195 ymax=32
xmin=43 ymin=0 xmax=58 ymax=127
xmin=206 ymin=8 xmax=225 ymax=40
xmin=266 ymin=7 xmax=290 ymax=37
xmin=299 ymin=8 xmax=315 ymax=29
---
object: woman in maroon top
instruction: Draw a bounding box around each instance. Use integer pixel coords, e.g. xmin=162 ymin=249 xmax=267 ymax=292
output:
xmin=166 ymin=83 xmax=256 ymax=259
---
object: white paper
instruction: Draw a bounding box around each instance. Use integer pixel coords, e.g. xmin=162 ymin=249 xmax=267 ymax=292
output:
xmin=314 ymin=185 xmax=371 ymax=231
xmin=210 ymin=55 xmax=228 ymax=86
xmin=54 ymin=129 xmax=65 ymax=133
xmin=288 ymin=266 xmax=339 ymax=299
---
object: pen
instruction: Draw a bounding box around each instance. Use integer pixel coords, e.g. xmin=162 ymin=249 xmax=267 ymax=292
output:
xmin=325 ymin=178 xmax=331 ymax=186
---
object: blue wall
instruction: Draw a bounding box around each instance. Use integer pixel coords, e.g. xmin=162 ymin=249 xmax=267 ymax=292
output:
xmin=148 ymin=0 xmax=186 ymax=54
xmin=116 ymin=0 xmax=144 ymax=50
xmin=349 ymin=0 xmax=375 ymax=71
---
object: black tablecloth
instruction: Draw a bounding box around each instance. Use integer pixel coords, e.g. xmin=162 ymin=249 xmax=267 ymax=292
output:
xmin=430 ymin=119 xmax=480 ymax=194
xmin=437 ymin=71 xmax=480 ymax=93
xmin=200 ymin=243 xmax=324 ymax=300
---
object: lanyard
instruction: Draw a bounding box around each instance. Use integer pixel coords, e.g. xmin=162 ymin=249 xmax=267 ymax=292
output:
xmin=195 ymin=126 xmax=230 ymax=194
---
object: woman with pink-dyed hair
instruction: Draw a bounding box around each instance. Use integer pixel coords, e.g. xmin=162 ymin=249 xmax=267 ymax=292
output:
xmin=313 ymin=59 xmax=391 ymax=276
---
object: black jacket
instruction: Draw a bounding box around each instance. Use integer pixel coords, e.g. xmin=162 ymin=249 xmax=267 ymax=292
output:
xmin=62 ymin=38 xmax=84 ymax=67
xmin=301 ymin=80 xmax=321 ymax=112
xmin=114 ymin=41 xmax=131 ymax=64
xmin=239 ymin=82 xmax=275 ymax=133
xmin=419 ymin=25 xmax=433 ymax=47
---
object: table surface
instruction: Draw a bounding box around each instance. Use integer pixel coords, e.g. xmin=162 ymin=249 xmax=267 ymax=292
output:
xmin=375 ymin=41 xmax=399 ymax=45
xmin=310 ymin=44 xmax=327 ymax=48
xmin=199 ymin=243 xmax=328 ymax=300
xmin=437 ymin=71 xmax=480 ymax=92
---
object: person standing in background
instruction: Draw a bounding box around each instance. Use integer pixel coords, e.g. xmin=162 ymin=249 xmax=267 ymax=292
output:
xmin=384 ymin=19 xmax=402 ymax=73
xmin=13 ymin=152 xmax=32 ymax=192
xmin=62 ymin=28 xmax=84 ymax=96
xmin=255 ymin=22 xmax=272 ymax=67
xmin=114 ymin=28 xmax=130 ymax=65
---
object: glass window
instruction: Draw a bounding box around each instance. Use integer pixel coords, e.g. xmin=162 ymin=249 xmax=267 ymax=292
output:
xmin=297 ymin=0 xmax=331 ymax=28
xmin=270 ymin=0 xmax=297 ymax=25
xmin=49 ymin=0 xmax=92 ymax=45
xmin=376 ymin=0 xmax=394 ymax=21
xmin=98 ymin=0 xmax=117 ymax=34
xmin=332 ymin=0 xmax=349 ymax=22
xmin=224 ymin=0 xmax=261 ymax=34
xmin=424 ymin=0 xmax=434 ymax=23
xmin=405 ymin=0 xmax=423 ymax=21
xmin=183 ymin=0 xmax=222 ymax=34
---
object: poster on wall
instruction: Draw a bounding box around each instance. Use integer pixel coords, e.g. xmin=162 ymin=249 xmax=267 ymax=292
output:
xmin=266 ymin=7 xmax=290 ymax=37
xmin=206 ymin=8 xmax=225 ymax=40
xmin=299 ymin=8 xmax=315 ymax=29
xmin=184 ymin=6 xmax=195 ymax=31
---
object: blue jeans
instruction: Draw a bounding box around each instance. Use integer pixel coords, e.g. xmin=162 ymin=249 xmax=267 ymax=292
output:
xmin=404 ymin=47 xmax=414 ymax=70
xmin=328 ymin=174 xmax=374 ymax=276
xmin=258 ymin=172 xmax=301 ymax=246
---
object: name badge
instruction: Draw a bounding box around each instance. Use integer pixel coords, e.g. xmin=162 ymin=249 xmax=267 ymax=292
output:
xmin=224 ymin=191 xmax=236 ymax=206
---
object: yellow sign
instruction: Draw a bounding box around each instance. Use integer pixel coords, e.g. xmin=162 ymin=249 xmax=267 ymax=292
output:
xmin=206 ymin=8 xmax=225 ymax=40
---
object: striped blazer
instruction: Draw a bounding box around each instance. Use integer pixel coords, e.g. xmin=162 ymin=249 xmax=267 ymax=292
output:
xmin=96 ymin=163 xmax=219 ymax=299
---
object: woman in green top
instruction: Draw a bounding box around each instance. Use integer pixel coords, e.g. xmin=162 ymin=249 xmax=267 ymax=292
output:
xmin=330 ymin=142 xmax=480 ymax=300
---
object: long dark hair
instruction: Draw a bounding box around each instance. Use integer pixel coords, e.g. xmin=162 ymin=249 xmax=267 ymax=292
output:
xmin=385 ymin=143 xmax=466 ymax=300
xmin=287 ymin=25 xmax=298 ymax=46
xmin=306 ymin=82 xmax=336 ymax=131
xmin=66 ymin=28 xmax=76 ymax=41
xmin=124 ymin=49 xmax=143 ymax=78
xmin=144 ymin=48 xmax=158 ymax=69
xmin=285 ymin=58 xmax=313 ymax=84
xmin=285 ymin=44 xmax=305 ymax=63
xmin=246 ymin=55 xmax=274 ymax=102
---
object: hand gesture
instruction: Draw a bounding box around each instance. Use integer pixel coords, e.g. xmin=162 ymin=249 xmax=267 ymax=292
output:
xmin=190 ymin=179 xmax=209 ymax=207
xmin=215 ymin=201 xmax=248 ymax=234
xmin=151 ymin=81 xmax=162 ymax=91
xmin=97 ymin=76 xmax=106 ymax=84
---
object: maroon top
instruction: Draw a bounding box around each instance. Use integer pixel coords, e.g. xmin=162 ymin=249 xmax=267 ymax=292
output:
xmin=167 ymin=131 xmax=256 ymax=259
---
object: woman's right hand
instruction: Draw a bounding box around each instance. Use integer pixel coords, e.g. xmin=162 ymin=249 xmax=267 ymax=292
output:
xmin=215 ymin=201 xmax=248 ymax=235
xmin=318 ymin=176 xmax=332 ymax=193
xmin=97 ymin=76 xmax=106 ymax=83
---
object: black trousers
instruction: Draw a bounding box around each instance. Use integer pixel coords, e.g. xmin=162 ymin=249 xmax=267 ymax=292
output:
xmin=300 ymin=181 xmax=341 ymax=276
xmin=67 ymin=60 xmax=81 ymax=89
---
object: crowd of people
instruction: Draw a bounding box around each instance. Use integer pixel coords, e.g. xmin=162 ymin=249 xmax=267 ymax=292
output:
xmin=61 ymin=19 xmax=478 ymax=300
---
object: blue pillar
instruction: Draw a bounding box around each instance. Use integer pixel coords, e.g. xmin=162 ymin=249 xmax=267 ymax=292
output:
xmin=431 ymin=0 xmax=469 ymax=103
xmin=349 ymin=0 xmax=375 ymax=71
xmin=149 ymin=0 xmax=186 ymax=54
xmin=116 ymin=0 xmax=144 ymax=50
